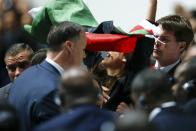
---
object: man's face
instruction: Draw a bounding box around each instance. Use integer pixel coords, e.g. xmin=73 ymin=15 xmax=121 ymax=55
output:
xmin=5 ymin=51 xmax=31 ymax=81
xmin=152 ymin=25 xmax=182 ymax=66
xmin=72 ymin=31 xmax=87 ymax=66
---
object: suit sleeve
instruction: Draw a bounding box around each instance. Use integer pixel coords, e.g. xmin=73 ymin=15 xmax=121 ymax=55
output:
xmin=29 ymin=90 xmax=61 ymax=127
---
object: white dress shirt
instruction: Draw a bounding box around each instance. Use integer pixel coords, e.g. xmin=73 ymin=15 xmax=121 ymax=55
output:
xmin=45 ymin=57 xmax=64 ymax=76
xmin=149 ymin=101 xmax=176 ymax=121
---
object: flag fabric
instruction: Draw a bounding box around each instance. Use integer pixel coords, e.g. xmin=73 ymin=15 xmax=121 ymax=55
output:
xmin=85 ymin=20 xmax=157 ymax=53
xmin=86 ymin=33 xmax=143 ymax=53
xmin=25 ymin=0 xmax=98 ymax=43
xmin=129 ymin=20 xmax=159 ymax=35
xmin=25 ymin=0 xmax=157 ymax=53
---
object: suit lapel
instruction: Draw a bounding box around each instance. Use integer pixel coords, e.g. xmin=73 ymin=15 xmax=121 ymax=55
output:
xmin=167 ymin=60 xmax=181 ymax=77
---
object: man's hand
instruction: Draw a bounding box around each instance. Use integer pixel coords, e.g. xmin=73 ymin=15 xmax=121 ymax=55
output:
xmin=116 ymin=102 xmax=133 ymax=113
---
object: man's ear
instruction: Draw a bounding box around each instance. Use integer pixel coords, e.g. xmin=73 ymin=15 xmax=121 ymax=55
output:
xmin=179 ymin=41 xmax=187 ymax=53
xmin=63 ymin=41 xmax=74 ymax=55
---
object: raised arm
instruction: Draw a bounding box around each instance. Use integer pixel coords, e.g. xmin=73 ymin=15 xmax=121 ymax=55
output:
xmin=146 ymin=0 xmax=157 ymax=22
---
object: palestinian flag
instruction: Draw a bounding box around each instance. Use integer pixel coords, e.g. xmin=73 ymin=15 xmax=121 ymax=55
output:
xmin=130 ymin=20 xmax=159 ymax=35
xmin=25 ymin=0 xmax=158 ymax=53
xmin=86 ymin=20 xmax=158 ymax=53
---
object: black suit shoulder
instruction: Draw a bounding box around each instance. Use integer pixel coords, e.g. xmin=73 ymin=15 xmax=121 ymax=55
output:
xmin=152 ymin=106 xmax=196 ymax=131
xmin=8 ymin=61 xmax=61 ymax=130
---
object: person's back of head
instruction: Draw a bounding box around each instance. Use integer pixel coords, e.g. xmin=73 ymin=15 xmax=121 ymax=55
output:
xmin=31 ymin=48 xmax=47 ymax=65
xmin=184 ymin=45 xmax=196 ymax=61
xmin=131 ymin=69 xmax=172 ymax=112
xmin=173 ymin=57 xmax=196 ymax=102
xmin=157 ymin=15 xmax=194 ymax=48
xmin=47 ymin=21 xmax=84 ymax=52
xmin=4 ymin=43 xmax=34 ymax=81
xmin=59 ymin=68 xmax=99 ymax=109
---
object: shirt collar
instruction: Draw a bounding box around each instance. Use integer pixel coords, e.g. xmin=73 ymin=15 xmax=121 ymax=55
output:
xmin=149 ymin=101 xmax=176 ymax=121
xmin=155 ymin=59 xmax=180 ymax=73
xmin=161 ymin=101 xmax=176 ymax=108
xmin=45 ymin=57 xmax=64 ymax=76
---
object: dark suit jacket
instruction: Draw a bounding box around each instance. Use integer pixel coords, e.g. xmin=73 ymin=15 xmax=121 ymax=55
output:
xmin=33 ymin=105 xmax=115 ymax=131
xmin=0 ymin=83 xmax=11 ymax=100
xmin=8 ymin=60 xmax=61 ymax=131
xmin=151 ymin=105 xmax=196 ymax=131
xmin=167 ymin=60 xmax=181 ymax=78
xmin=183 ymin=98 xmax=196 ymax=115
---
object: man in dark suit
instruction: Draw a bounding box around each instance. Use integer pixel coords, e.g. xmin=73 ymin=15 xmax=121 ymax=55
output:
xmin=8 ymin=21 xmax=87 ymax=131
xmin=153 ymin=15 xmax=194 ymax=77
xmin=131 ymin=69 xmax=196 ymax=131
xmin=34 ymin=68 xmax=115 ymax=131
xmin=0 ymin=43 xmax=34 ymax=100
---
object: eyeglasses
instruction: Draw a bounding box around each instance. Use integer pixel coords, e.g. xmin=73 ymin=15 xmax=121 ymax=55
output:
xmin=146 ymin=35 xmax=167 ymax=45
xmin=6 ymin=61 xmax=30 ymax=72
xmin=152 ymin=35 xmax=167 ymax=45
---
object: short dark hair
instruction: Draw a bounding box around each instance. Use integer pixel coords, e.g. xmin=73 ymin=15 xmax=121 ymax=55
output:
xmin=31 ymin=48 xmax=47 ymax=65
xmin=179 ymin=57 xmax=196 ymax=82
xmin=131 ymin=69 xmax=172 ymax=101
xmin=59 ymin=68 xmax=99 ymax=108
xmin=157 ymin=15 xmax=194 ymax=47
xmin=174 ymin=57 xmax=196 ymax=99
xmin=5 ymin=43 xmax=34 ymax=60
xmin=47 ymin=21 xmax=84 ymax=51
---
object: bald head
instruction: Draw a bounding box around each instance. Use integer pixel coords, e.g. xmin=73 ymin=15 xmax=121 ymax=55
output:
xmin=59 ymin=68 xmax=99 ymax=108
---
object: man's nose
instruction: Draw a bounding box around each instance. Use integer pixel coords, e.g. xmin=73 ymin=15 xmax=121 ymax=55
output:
xmin=154 ymin=39 xmax=162 ymax=48
xmin=14 ymin=67 xmax=23 ymax=79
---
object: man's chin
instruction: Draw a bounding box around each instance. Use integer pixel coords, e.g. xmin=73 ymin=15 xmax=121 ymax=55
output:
xmin=152 ymin=52 xmax=160 ymax=60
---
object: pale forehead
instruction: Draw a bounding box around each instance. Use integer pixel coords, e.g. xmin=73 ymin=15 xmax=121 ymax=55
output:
xmin=5 ymin=51 xmax=31 ymax=64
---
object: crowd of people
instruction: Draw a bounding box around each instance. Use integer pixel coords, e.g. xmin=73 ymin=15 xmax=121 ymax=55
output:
xmin=0 ymin=0 xmax=196 ymax=131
